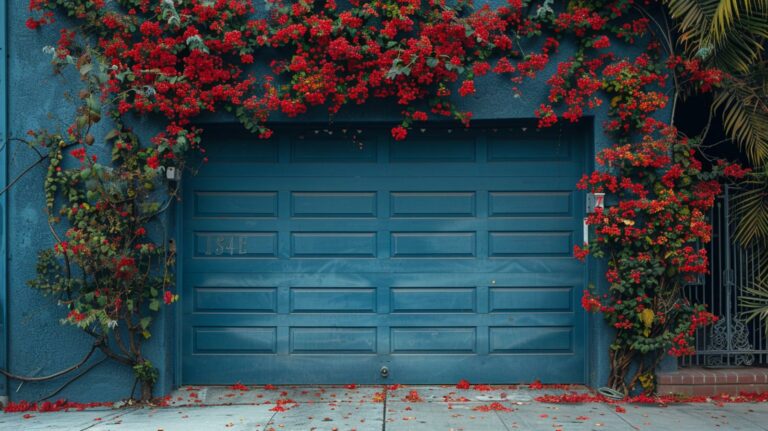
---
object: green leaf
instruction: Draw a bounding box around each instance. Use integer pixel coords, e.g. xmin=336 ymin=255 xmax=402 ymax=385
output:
xmin=105 ymin=129 xmax=120 ymax=141
xmin=149 ymin=299 xmax=160 ymax=312
xmin=140 ymin=316 xmax=152 ymax=330
xmin=79 ymin=63 xmax=93 ymax=76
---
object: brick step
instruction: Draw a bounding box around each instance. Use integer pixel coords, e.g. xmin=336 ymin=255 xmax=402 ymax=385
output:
xmin=657 ymin=367 xmax=768 ymax=396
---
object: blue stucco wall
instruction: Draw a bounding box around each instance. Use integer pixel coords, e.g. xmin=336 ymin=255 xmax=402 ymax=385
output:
xmin=0 ymin=0 xmax=8 ymax=402
xmin=3 ymin=0 xmax=658 ymax=401
xmin=4 ymin=1 xmax=175 ymax=402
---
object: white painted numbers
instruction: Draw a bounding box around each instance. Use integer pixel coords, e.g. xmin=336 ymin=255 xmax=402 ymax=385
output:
xmin=204 ymin=235 xmax=249 ymax=256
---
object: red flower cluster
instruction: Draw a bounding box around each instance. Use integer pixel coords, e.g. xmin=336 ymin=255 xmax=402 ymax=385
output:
xmin=473 ymin=402 xmax=512 ymax=412
xmin=4 ymin=400 xmax=112 ymax=413
xmin=578 ymin=122 xmax=743 ymax=377
xmin=261 ymin=0 xmax=554 ymax=138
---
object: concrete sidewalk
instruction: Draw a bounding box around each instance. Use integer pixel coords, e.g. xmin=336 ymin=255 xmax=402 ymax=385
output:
xmin=2 ymin=385 xmax=768 ymax=430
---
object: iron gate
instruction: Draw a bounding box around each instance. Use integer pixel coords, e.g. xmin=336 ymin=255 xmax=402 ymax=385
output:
xmin=683 ymin=185 xmax=768 ymax=367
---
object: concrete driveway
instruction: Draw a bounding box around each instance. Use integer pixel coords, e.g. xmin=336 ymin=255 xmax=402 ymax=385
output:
xmin=2 ymin=385 xmax=768 ymax=430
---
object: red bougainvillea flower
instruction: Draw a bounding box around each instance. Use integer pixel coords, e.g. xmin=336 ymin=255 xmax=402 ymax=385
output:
xmin=459 ymin=80 xmax=476 ymax=97
xmin=229 ymin=382 xmax=249 ymax=391
xmin=269 ymin=398 xmax=298 ymax=412
xmin=391 ymin=126 xmax=408 ymax=141
xmin=404 ymin=390 xmax=422 ymax=402
xmin=163 ymin=290 xmax=174 ymax=305
xmin=146 ymin=154 xmax=160 ymax=170
xmin=114 ymin=256 xmax=136 ymax=279
xmin=456 ymin=379 xmax=471 ymax=390
xmin=473 ymin=402 xmax=512 ymax=412
xmin=573 ymin=244 xmax=589 ymax=261
xmin=4 ymin=400 xmax=112 ymax=413
xmin=70 ymin=147 xmax=86 ymax=162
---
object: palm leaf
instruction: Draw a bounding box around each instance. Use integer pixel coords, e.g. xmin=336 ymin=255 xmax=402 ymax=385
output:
xmin=664 ymin=0 xmax=768 ymax=73
xmin=711 ymin=0 xmax=768 ymax=43
xmin=712 ymin=81 xmax=768 ymax=165
xmin=732 ymin=187 xmax=768 ymax=245
xmin=731 ymin=172 xmax=768 ymax=309
xmin=664 ymin=0 xmax=717 ymax=48
xmin=739 ymin=277 xmax=768 ymax=335
xmin=711 ymin=21 xmax=768 ymax=71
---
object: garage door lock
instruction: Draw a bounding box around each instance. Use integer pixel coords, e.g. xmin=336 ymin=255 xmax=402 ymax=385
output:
xmin=380 ymin=366 xmax=389 ymax=378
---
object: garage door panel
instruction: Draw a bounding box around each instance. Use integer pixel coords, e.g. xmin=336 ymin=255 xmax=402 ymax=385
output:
xmin=193 ymin=326 xmax=277 ymax=354
xmin=182 ymin=123 xmax=589 ymax=384
xmin=486 ymin=135 xmax=573 ymax=161
xmin=193 ymin=287 xmax=278 ymax=313
xmin=197 ymin=137 xmax=279 ymax=164
xmin=290 ymin=327 xmax=378 ymax=354
xmin=489 ymin=326 xmax=573 ymax=353
xmin=489 ymin=191 xmax=573 ymax=217
xmin=489 ymin=231 xmax=573 ymax=257
xmin=390 ymin=327 xmax=477 ymax=353
xmin=290 ymin=232 xmax=379 ymax=258
xmin=390 ymin=231 xmax=477 ymax=258
xmin=390 ymin=192 xmax=477 ymax=217
xmin=190 ymin=154 xmax=583 ymax=179
xmin=290 ymin=191 xmax=378 ymax=217
xmin=289 ymin=287 xmax=377 ymax=313
xmin=193 ymin=231 xmax=278 ymax=258
xmin=186 ymin=271 xmax=585 ymax=288
xmin=290 ymin=137 xmax=379 ymax=163
xmin=194 ymin=191 xmax=279 ymax=218
xmin=390 ymin=287 xmax=477 ymax=313
xmin=181 ymin=353 xmax=584 ymax=384
xmin=185 ymin=218 xmax=580 ymax=232
xmin=188 ymin=178 xmax=583 ymax=191
xmin=186 ymin=312 xmax=580 ymax=328
xmin=489 ymin=286 xmax=573 ymax=312
xmin=183 ymin=257 xmax=585 ymax=274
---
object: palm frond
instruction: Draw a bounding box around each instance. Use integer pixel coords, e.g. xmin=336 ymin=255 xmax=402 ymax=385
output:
xmin=663 ymin=0 xmax=768 ymax=73
xmin=711 ymin=0 xmax=768 ymax=43
xmin=730 ymin=171 xmax=768 ymax=289
xmin=732 ymin=189 xmax=768 ymax=247
xmin=664 ymin=0 xmax=717 ymax=48
xmin=712 ymin=82 xmax=768 ymax=165
xmin=711 ymin=21 xmax=768 ymax=71
xmin=739 ymin=277 xmax=768 ymax=335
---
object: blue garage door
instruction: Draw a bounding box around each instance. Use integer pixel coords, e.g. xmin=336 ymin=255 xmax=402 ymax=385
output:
xmin=181 ymin=122 xmax=589 ymax=384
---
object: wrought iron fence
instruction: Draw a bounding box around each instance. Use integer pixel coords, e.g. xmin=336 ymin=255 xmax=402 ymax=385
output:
xmin=682 ymin=185 xmax=768 ymax=367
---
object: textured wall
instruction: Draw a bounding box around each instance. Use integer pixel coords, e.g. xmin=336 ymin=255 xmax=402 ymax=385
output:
xmin=4 ymin=2 xmax=173 ymax=402
xmin=3 ymin=0 xmax=652 ymax=401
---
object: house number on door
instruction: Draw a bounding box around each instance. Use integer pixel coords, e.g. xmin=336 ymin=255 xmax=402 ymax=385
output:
xmin=204 ymin=235 xmax=249 ymax=256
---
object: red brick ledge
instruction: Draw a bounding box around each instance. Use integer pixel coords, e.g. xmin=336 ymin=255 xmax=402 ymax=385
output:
xmin=657 ymin=367 xmax=768 ymax=396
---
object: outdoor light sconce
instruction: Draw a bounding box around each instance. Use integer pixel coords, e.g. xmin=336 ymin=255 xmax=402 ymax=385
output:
xmin=584 ymin=192 xmax=605 ymax=244
xmin=166 ymin=166 xmax=181 ymax=182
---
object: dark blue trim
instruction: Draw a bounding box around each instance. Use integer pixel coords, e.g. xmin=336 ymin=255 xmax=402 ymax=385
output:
xmin=174 ymin=194 xmax=183 ymax=389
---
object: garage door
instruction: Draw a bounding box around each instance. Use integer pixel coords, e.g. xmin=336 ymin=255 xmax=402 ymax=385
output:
xmin=181 ymin=122 xmax=589 ymax=384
